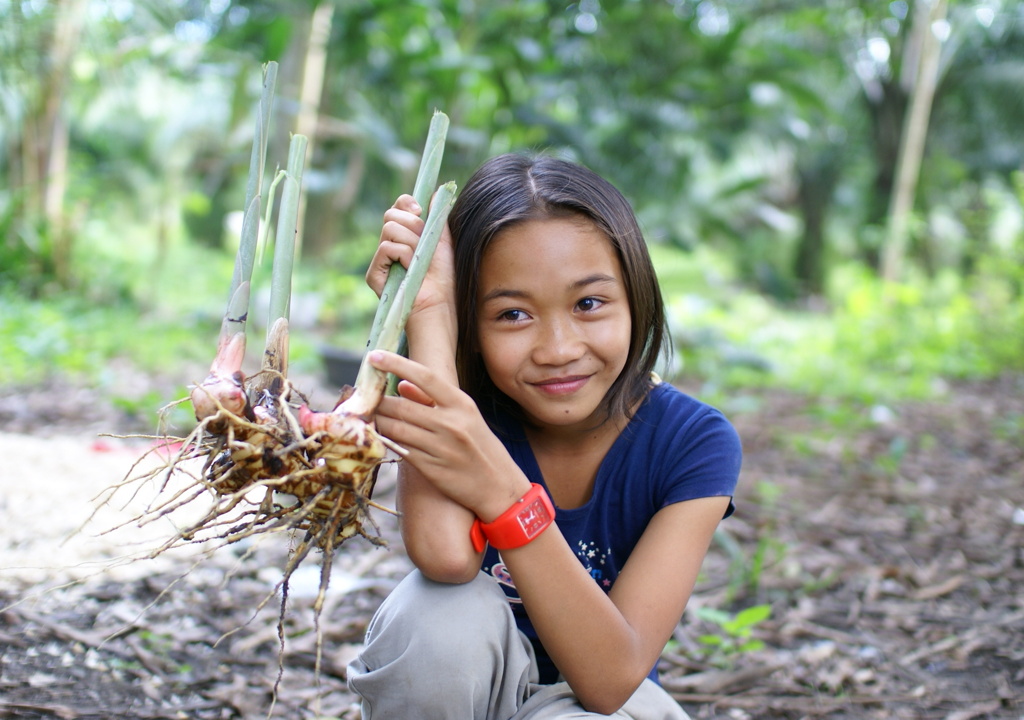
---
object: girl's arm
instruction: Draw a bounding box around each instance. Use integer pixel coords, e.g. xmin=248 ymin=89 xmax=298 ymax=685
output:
xmin=366 ymin=196 xmax=481 ymax=582
xmin=501 ymin=496 xmax=730 ymax=713
xmin=372 ymin=352 xmax=529 ymax=582
xmin=367 ymin=350 xmax=733 ymax=713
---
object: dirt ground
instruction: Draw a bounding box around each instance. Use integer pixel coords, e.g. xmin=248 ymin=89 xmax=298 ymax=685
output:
xmin=0 ymin=368 xmax=1021 ymax=719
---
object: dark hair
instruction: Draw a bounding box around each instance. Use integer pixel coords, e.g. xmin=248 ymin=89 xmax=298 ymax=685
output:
xmin=448 ymin=153 xmax=667 ymax=424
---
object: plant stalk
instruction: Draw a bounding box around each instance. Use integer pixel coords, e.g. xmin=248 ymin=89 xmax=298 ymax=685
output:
xmin=267 ymin=135 xmax=308 ymax=331
xmin=365 ymin=110 xmax=450 ymax=354
xmin=260 ymin=134 xmax=308 ymax=379
xmin=346 ymin=181 xmax=458 ymax=417
xmin=223 ymin=61 xmax=278 ymax=342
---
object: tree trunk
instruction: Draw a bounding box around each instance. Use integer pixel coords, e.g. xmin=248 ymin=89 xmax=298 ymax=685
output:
xmin=862 ymin=80 xmax=907 ymax=270
xmin=11 ymin=0 xmax=88 ymax=288
xmin=793 ymin=145 xmax=842 ymax=296
xmin=294 ymin=1 xmax=334 ymax=259
xmin=882 ymin=0 xmax=948 ymax=283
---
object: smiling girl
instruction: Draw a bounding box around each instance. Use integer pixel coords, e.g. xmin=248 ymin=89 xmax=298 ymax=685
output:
xmin=347 ymin=154 xmax=742 ymax=719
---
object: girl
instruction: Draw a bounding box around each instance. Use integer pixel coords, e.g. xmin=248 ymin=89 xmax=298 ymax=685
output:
xmin=348 ymin=154 xmax=741 ymax=719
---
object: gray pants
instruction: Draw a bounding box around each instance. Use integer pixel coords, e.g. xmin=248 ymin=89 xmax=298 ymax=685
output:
xmin=347 ymin=570 xmax=690 ymax=719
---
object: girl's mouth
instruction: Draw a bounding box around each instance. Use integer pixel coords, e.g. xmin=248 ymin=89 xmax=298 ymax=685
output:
xmin=531 ymin=375 xmax=590 ymax=396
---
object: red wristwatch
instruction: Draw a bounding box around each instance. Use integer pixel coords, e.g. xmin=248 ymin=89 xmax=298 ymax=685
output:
xmin=470 ymin=483 xmax=556 ymax=553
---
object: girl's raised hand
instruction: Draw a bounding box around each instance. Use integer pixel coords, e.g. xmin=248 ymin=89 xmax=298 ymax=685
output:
xmin=366 ymin=194 xmax=456 ymax=320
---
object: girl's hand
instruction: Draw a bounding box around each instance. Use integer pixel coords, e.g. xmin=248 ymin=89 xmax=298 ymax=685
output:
xmin=368 ymin=350 xmax=531 ymax=523
xmin=366 ymin=194 xmax=456 ymax=322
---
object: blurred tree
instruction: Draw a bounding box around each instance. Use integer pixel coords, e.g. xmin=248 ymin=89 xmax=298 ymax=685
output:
xmin=882 ymin=0 xmax=947 ymax=284
xmin=850 ymin=0 xmax=1024 ymax=279
xmin=1 ymin=0 xmax=87 ymax=293
xmin=3 ymin=0 xmax=1020 ymax=303
xmin=924 ymin=0 xmax=1024 ymax=278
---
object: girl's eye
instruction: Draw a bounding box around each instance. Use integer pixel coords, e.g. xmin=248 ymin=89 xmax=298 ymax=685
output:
xmin=576 ymin=297 xmax=603 ymax=312
xmin=498 ymin=308 xmax=527 ymax=322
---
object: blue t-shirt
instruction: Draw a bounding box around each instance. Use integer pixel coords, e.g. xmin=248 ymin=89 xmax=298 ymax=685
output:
xmin=480 ymin=381 xmax=742 ymax=684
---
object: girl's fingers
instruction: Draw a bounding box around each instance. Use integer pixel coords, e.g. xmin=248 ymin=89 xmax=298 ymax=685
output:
xmin=396 ymin=379 xmax=436 ymax=407
xmin=366 ymin=238 xmax=414 ymax=296
xmin=368 ymin=351 xmax=458 ymax=406
xmin=392 ymin=193 xmax=422 ymax=216
xmin=372 ymin=402 xmax=440 ymax=455
xmin=380 ymin=201 xmax=425 ymax=247
xmin=382 ymin=209 xmax=424 ymax=236
xmin=369 ymin=352 xmax=515 ymax=514
xmin=365 ymin=196 xmax=426 ymax=294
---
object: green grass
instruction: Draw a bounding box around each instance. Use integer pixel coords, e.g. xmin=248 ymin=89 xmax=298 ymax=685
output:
xmin=2 ymin=234 xmax=1021 ymax=413
xmin=0 ymin=221 xmax=380 ymax=389
xmin=660 ymin=251 xmax=1024 ymax=408
xmin=0 ymin=292 xmax=202 ymax=385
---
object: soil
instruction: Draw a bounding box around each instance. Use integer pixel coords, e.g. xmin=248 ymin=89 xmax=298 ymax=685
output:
xmin=1 ymin=368 xmax=1022 ymax=719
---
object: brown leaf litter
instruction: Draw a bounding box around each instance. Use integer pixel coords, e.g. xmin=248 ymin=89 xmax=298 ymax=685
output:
xmin=1 ymin=372 xmax=1021 ymax=719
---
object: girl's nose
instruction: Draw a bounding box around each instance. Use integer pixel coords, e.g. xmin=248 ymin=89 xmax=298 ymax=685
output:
xmin=531 ymin=317 xmax=586 ymax=366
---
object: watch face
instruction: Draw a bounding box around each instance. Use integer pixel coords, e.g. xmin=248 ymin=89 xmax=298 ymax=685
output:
xmin=516 ymin=498 xmax=554 ymax=539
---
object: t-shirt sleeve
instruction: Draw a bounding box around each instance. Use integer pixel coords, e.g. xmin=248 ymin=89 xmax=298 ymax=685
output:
xmin=657 ymin=402 xmax=742 ymax=517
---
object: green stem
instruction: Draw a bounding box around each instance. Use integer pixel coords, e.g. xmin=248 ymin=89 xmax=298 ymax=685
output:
xmin=411 ymin=111 xmax=451 ymax=212
xmin=223 ymin=61 xmax=278 ymax=341
xmin=267 ymin=135 xmax=308 ymax=328
xmin=365 ymin=110 xmax=450 ymax=353
xmin=347 ymin=181 xmax=458 ymax=416
xmin=259 ymin=168 xmax=287 ymax=267
xmin=377 ymin=181 xmax=457 ymax=353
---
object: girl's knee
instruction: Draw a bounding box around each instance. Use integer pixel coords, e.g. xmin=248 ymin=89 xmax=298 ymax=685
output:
xmin=349 ymin=570 xmax=531 ymax=718
xmin=363 ymin=570 xmax=514 ymax=661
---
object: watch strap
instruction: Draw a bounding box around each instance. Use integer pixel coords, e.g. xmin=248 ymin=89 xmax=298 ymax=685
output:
xmin=470 ymin=483 xmax=555 ymax=552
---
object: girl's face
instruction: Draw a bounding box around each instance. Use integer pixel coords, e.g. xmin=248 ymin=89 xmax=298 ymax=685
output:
xmin=475 ymin=216 xmax=632 ymax=433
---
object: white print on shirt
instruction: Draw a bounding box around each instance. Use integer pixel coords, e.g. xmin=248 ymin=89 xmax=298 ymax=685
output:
xmin=489 ymin=540 xmax=613 ymax=604
xmin=490 ymin=560 xmax=523 ymax=604
xmin=576 ymin=540 xmax=613 ymax=588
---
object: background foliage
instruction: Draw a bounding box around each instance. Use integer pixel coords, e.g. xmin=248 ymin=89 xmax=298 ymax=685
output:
xmin=1 ymin=0 xmax=1022 ymax=409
